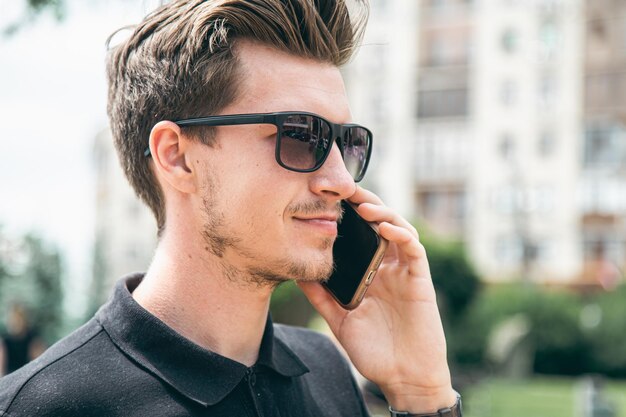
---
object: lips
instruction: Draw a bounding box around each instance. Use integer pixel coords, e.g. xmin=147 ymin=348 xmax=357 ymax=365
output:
xmin=293 ymin=213 xmax=339 ymax=222
xmin=292 ymin=214 xmax=339 ymax=235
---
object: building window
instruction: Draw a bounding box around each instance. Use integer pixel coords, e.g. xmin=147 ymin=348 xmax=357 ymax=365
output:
xmin=534 ymin=185 xmax=556 ymax=213
xmin=421 ymin=191 xmax=441 ymax=219
xmin=491 ymin=185 xmax=516 ymax=214
xmin=450 ymin=191 xmax=467 ymax=220
xmin=417 ymin=189 xmax=466 ymax=229
xmin=428 ymin=36 xmax=447 ymax=66
xmin=495 ymin=235 xmax=523 ymax=265
xmin=417 ymin=89 xmax=469 ymax=118
xmin=583 ymin=237 xmax=625 ymax=263
xmin=538 ymin=131 xmax=557 ymax=157
xmin=421 ymin=190 xmax=467 ymax=220
xmin=539 ymin=75 xmax=557 ymax=107
xmin=584 ymin=124 xmax=626 ymax=168
xmin=538 ymin=19 xmax=559 ymax=61
xmin=498 ymin=134 xmax=516 ymax=161
xmin=429 ymin=0 xmax=447 ymax=9
xmin=501 ymin=28 xmax=519 ymax=53
xmin=424 ymin=32 xmax=470 ymax=67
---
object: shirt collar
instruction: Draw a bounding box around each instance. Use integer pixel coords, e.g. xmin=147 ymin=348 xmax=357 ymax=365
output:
xmin=96 ymin=273 xmax=309 ymax=407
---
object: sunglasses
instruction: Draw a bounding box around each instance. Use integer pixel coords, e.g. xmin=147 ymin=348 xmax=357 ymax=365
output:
xmin=145 ymin=111 xmax=373 ymax=182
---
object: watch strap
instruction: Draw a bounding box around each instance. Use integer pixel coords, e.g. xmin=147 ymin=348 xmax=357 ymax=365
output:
xmin=388 ymin=392 xmax=462 ymax=417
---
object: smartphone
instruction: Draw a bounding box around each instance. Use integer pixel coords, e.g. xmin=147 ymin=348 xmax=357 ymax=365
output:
xmin=322 ymin=200 xmax=389 ymax=310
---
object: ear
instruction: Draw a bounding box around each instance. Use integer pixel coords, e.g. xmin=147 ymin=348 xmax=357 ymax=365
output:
xmin=148 ymin=120 xmax=197 ymax=194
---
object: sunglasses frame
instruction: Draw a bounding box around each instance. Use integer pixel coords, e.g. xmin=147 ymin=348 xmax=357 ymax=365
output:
xmin=145 ymin=111 xmax=373 ymax=182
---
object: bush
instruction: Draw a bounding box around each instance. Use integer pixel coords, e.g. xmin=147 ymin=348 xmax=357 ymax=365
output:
xmin=270 ymin=281 xmax=316 ymax=327
xmin=452 ymin=284 xmax=590 ymax=375
xmin=585 ymin=284 xmax=626 ymax=376
xmin=0 ymin=232 xmax=65 ymax=344
xmin=407 ymin=233 xmax=483 ymax=374
xmin=529 ymin=291 xmax=588 ymax=375
xmin=417 ymin=229 xmax=482 ymax=322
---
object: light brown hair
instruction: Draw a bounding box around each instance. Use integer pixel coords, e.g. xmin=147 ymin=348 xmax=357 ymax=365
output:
xmin=106 ymin=0 xmax=368 ymax=236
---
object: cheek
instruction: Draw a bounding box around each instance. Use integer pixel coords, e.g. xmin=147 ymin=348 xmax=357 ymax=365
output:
xmin=243 ymin=190 xmax=287 ymax=229
xmin=210 ymin=134 xmax=303 ymax=231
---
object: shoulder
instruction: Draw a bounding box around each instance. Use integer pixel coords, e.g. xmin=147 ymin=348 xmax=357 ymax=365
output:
xmin=0 ymin=318 xmax=128 ymax=417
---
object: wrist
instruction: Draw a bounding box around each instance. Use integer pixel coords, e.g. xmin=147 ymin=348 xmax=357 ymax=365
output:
xmin=388 ymin=391 xmax=462 ymax=417
xmin=384 ymin=386 xmax=457 ymax=415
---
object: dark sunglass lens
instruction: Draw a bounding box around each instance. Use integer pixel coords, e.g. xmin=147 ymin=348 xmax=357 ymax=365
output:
xmin=343 ymin=127 xmax=371 ymax=181
xmin=279 ymin=115 xmax=331 ymax=170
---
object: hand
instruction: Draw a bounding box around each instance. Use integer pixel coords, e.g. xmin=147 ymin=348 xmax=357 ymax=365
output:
xmin=298 ymin=186 xmax=456 ymax=413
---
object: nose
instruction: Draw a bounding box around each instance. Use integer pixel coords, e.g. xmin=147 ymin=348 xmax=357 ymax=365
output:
xmin=309 ymin=141 xmax=355 ymax=199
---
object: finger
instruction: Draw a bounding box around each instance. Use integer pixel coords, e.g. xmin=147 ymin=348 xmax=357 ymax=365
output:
xmin=297 ymin=281 xmax=348 ymax=332
xmin=346 ymin=187 xmax=419 ymax=239
xmin=347 ymin=186 xmax=384 ymax=206
xmin=378 ymin=222 xmax=430 ymax=277
xmin=356 ymin=203 xmax=419 ymax=239
xmin=382 ymin=240 xmax=400 ymax=262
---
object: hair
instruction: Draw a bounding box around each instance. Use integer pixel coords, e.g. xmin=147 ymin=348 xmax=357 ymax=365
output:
xmin=105 ymin=0 xmax=369 ymax=236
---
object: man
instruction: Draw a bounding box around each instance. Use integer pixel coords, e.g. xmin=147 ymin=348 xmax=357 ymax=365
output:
xmin=0 ymin=0 xmax=460 ymax=416
xmin=0 ymin=304 xmax=45 ymax=377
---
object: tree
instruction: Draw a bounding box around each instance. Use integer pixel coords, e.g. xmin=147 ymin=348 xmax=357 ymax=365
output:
xmin=0 ymin=230 xmax=65 ymax=344
xmin=418 ymin=228 xmax=482 ymax=322
xmin=3 ymin=0 xmax=65 ymax=36
xmin=3 ymin=0 xmax=166 ymax=36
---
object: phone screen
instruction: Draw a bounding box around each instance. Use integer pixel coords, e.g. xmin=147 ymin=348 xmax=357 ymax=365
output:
xmin=322 ymin=201 xmax=386 ymax=307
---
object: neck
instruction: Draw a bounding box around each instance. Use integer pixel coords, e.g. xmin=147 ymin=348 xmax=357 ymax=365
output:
xmin=133 ymin=229 xmax=274 ymax=367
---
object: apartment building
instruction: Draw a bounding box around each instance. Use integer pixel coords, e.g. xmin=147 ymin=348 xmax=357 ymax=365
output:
xmin=469 ymin=0 xmax=584 ymax=282
xmin=349 ymin=0 xmax=598 ymax=283
xmin=581 ymin=0 xmax=626 ymax=285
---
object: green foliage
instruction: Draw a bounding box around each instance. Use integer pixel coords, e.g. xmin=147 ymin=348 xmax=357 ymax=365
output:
xmin=448 ymin=284 xmax=534 ymax=368
xmin=464 ymin=376 xmax=626 ymax=417
xmin=27 ymin=0 xmax=63 ymax=13
xmin=3 ymin=0 xmax=65 ymax=37
xmin=0 ymin=231 xmax=65 ymax=344
xmin=585 ymin=285 xmax=626 ymax=376
xmin=451 ymin=282 xmax=626 ymax=376
xmin=423 ymin=236 xmax=482 ymax=321
xmin=407 ymin=224 xmax=484 ymax=369
xmin=270 ymin=281 xmax=316 ymax=327
xmin=467 ymin=284 xmax=588 ymax=374
xmin=527 ymin=290 xmax=587 ymax=375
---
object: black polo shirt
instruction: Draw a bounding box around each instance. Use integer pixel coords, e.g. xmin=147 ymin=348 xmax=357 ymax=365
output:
xmin=0 ymin=274 xmax=370 ymax=416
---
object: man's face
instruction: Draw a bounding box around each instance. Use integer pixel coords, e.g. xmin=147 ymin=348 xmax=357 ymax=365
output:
xmin=189 ymin=41 xmax=356 ymax=287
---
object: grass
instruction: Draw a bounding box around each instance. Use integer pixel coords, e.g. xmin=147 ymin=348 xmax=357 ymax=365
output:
xmin=463 ymin=376 xmax=626 ymax=417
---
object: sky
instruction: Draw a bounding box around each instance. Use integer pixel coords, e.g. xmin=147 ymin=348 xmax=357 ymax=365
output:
xmin=0 ymin=0 xmax=162 ymax=316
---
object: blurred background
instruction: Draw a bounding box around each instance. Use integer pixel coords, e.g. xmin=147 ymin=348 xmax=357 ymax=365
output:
xmin=1 ymin=0 xmax=625 ymax=415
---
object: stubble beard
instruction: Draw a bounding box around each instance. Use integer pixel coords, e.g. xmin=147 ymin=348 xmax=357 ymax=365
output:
xmin=200 ymin=179 xmax=337 ymax=290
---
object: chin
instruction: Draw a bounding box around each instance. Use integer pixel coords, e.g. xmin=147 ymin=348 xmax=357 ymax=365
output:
xmin=246 ymin=246 xmax=333 ymax=287
xmin=287 ymin=249 xmax=335 ymax=283
xmin=251 ymin=234 xmax=333 ymax=282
